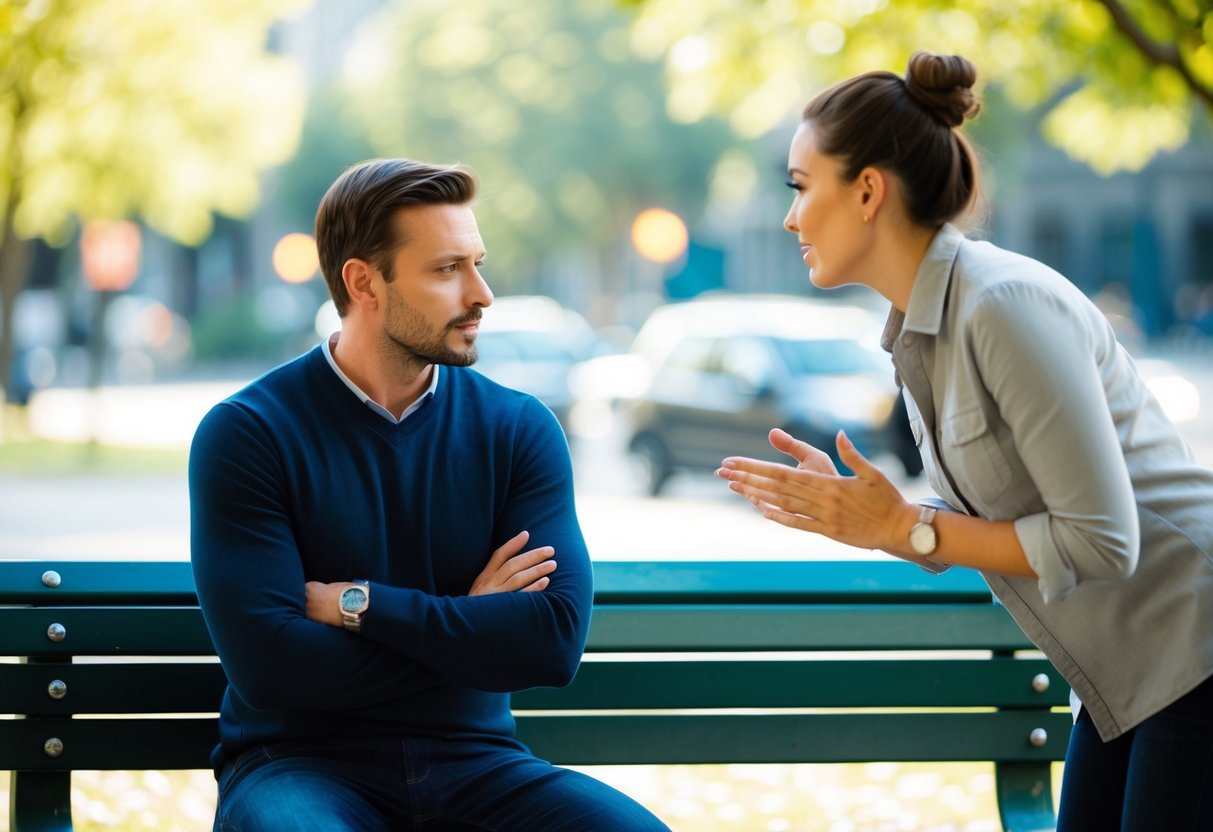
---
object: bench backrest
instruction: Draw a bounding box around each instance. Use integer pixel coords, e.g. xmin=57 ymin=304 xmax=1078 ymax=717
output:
xmin=0 ymin=559 xmax=1069 ymax=773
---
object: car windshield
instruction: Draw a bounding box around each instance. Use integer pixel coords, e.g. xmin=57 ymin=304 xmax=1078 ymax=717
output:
xmin=772 ymin=337 xmax=889 ymax=376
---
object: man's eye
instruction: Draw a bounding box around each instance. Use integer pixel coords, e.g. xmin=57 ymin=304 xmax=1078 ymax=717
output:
xmin=438 ymin=263 xmax=458 ymax=273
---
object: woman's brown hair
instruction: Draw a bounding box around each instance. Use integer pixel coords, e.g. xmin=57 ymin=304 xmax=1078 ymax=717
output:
xmin=802 ymin=51 xmax=982 ymax=227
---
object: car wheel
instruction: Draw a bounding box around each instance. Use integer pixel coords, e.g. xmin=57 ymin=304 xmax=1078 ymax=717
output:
xmin=630 ymin=433 xmax=672 ymax=497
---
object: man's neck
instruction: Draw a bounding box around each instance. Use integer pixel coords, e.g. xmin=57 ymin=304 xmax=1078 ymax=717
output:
xmin=329 ymin=331 xmax=434 ymax=419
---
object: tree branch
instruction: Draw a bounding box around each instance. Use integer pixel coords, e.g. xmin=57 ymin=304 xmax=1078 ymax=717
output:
xmin=1094 ymin=0 xmax=1213 ymax=111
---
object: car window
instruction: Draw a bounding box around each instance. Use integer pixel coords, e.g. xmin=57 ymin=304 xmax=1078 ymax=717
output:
xmin=772 ymin=338 xmax=889 ymax=376
xmin=661 ymin=336 xmax=717 ymax=372
xmin=719 ymin=337 xmax=774 ymax=390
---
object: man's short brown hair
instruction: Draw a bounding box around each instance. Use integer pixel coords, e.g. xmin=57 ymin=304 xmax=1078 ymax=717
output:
xmin=315 ymin=159 xmax=478 ymax=316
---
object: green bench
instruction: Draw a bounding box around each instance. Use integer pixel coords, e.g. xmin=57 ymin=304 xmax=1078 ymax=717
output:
xmin=1 ymin=559 xmax=1069 ymax=831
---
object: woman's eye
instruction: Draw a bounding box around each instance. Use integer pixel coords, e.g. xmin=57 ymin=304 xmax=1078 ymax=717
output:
xmin=784 ymin=180 xmax=803 ymax=192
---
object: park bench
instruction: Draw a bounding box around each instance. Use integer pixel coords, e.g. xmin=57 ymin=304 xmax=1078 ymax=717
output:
xmin=1 ymin=558 xmax=1069 ymax=831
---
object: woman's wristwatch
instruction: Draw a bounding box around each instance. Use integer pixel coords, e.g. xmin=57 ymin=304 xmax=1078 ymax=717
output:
xmin=908 ymin=506 xmax=938 ymax=558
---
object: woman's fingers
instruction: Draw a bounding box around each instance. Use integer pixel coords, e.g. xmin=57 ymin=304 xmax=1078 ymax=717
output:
xmin=835 ymin=430 xmax=881 ymax=480
xmin=770 ymin=429 xmax=839 ymax=475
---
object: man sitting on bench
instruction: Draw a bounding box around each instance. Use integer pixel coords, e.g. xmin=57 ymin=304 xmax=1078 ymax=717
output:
xmin=189 ymin=158 xmax=669 ymax=832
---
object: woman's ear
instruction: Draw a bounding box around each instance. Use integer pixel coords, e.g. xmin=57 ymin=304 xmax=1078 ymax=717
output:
xmin=342 ymin=259 xmax=378 ymax=311
xmin=857 ymin=166 xmax=888 ymax=220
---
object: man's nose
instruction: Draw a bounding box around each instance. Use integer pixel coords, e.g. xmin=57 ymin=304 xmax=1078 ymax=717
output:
xmin=469 ymin=267 xmax=493 ymax=308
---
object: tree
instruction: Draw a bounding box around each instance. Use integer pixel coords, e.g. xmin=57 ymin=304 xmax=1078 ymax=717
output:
xmin=0 ymin=0 xmax=308 ymax=412
xmin=325 ymin=0 xmax=746 ymax=292
xmin=619 ymin=0 xmax=1213 ymax=174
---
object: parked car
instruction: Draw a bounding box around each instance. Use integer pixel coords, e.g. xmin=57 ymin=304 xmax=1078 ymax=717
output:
xmin=620 ymin=294 xmax=921 ymax=495
xmin=473 ymin=295 xmax=604 ymax=432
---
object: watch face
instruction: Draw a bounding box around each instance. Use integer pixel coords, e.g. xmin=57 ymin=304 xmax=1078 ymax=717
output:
xmin=339 ymin=586 xmax=367 ymax=613
xmin=909 ymin=523 xmax=937 ymax=556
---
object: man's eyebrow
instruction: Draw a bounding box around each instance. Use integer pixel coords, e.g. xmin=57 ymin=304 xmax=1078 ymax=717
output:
xmin=426 ymin=251 xmax=487 ymax=264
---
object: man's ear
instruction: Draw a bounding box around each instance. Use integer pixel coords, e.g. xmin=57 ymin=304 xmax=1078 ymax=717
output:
xmin=342 ymin=259 xmax=378 ymax=311
xmin=856 ymin=166 xmax=888 ymax=220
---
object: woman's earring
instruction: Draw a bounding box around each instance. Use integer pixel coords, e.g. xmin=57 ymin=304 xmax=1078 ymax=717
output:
xmin=863 ymin=215 xmax=870 ymax=224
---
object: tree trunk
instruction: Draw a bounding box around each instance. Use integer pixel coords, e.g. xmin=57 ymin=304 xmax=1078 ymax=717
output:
xmin=0 ymin=208 xmax=34 ymax=439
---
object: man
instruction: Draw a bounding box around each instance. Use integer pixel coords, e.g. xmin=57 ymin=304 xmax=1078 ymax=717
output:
xmin=190 ymin=158 xmax=669 ymax=831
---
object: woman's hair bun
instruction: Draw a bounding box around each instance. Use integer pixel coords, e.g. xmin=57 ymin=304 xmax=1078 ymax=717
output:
xmin=904 ymin=51 xmax=980 ymax=128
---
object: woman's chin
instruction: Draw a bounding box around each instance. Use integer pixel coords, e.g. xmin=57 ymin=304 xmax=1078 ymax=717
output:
xmin=808 ymin=268 xmax=836 ymax=290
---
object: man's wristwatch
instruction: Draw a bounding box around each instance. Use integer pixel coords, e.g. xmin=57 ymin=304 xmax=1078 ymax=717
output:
xmin=339 ymin=580 xmax=370 ymax=633
xmin=908 ymin=506 xmax=938 ymax=558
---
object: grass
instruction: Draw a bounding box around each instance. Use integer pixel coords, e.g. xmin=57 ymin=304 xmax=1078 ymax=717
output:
xmin=0 ymin=437 xmax=188 ymax=477
xmin=0 ymin=405 xmax=184 ymax=476
xmin=0 ymin=762 xmax=1063 ymax=831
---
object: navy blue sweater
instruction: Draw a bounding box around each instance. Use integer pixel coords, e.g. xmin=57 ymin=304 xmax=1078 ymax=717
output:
xmin=188 ymin=346 xmax=592 ymax=769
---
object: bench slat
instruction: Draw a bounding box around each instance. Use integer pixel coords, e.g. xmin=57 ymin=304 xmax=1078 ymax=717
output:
xmin=514 ymin=658 xmax=1068 ymax=709
xmin=588 ymin=605 xmax=1035 ymax=651
xmin=1 ymin=718 xmax=218 ymax=770
xmin=0 ymin=658 xmax=1067 ymax=714
xmin=0 ymin=560 xmax=994 ymax=605
xmin=0 ymin=663 xmax=227 ymax=715
xmin=517 ymin=711 xmax=1073 ymax=765
xmin=0 ymin=712 xmax=1070 ymax=771
xmin=590 ymin=561 xmax=994 ymax=603
xmin=0 ymin=604 xmax=1033 ymax=656
xmin=0 ymin=608 xmax=215 ymax=656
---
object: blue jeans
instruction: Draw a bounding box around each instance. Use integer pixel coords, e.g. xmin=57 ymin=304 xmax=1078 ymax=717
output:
xmin=214 ymin=733 xmax=671 ymax=831
xmin=1056 ymin=674 xmax=1213 ymax=831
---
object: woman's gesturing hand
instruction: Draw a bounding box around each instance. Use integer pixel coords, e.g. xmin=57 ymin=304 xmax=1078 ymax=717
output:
xmin=469 ymin=530 xmax=557 ymax=596
xmin=716 ymin=428 xmax=915 ymax=552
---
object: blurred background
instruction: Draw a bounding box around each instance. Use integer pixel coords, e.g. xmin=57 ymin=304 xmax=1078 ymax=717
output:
xmin=1 ymin=0 xmax=1212 ymax=829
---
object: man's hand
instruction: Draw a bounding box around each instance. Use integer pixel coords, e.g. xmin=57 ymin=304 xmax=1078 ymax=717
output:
xmin=305 ymin=581 xmax=352 ymax=628
xmin=469 ymin=530 xmax=556 ymax=596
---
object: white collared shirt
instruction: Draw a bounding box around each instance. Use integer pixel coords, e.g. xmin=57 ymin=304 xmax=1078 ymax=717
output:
xmin=321 ymin=333 xmax=439 ymax=423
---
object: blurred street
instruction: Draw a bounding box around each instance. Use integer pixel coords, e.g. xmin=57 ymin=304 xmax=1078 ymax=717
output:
xmin=3 ymin=344 xmax=1211 ymax=564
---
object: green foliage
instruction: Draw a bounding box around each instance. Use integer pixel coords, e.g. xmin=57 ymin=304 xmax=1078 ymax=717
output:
xmin=189 ymin=295 xmax=289 ymax=362
xmin=324 ymin=0 xmax=749 ymax=281
xmin=0 ymin=0 xmax=309 ymax=246
xmin=622 ymin=0 xmax=1213 ymax=174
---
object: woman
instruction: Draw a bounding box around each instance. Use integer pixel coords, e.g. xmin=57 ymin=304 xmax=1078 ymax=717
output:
xmin=715 ymin=51 xmax=1213 ymax=829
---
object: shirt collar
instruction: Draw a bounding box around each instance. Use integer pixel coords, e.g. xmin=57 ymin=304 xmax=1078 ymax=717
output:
xmin=321 ymin=332 xmax=440 ymax=424
xmin=880 ymin=222 xmax=966 ymax=352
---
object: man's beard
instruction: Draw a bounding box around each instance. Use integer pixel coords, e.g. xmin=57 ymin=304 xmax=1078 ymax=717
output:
xmin=383 ymin=290 xmax=481 ymax=370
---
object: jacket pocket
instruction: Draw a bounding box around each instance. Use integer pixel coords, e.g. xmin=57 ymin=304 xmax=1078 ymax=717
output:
xmin=940 ymin=407 xmax=1013 ymax=505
